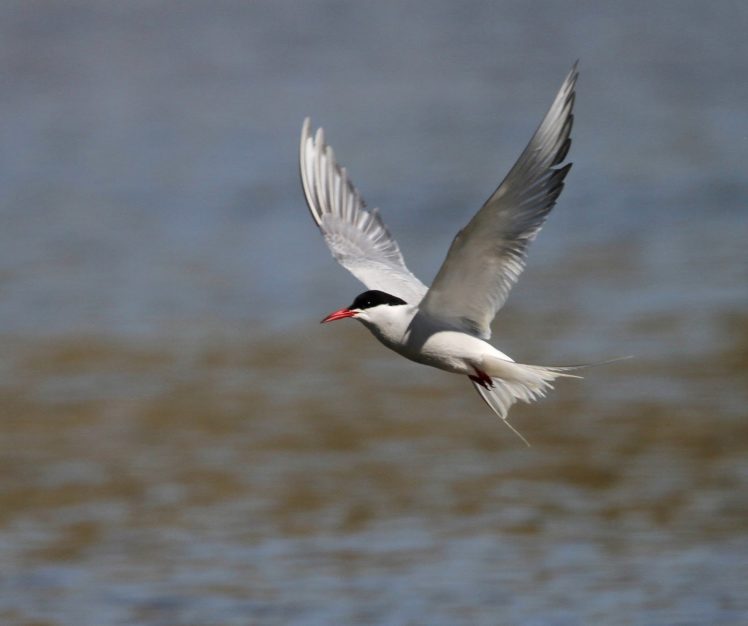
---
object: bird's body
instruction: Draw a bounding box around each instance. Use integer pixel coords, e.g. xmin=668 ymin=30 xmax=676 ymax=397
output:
xmin=354 ymin=303 xmax=512 ymax=377
xmin=300 ymin=64 xmax=587 ymax=442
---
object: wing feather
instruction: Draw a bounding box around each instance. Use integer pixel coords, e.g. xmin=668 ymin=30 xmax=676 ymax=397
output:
xmin=419 ymin=64 xmax=578 ymax=338
xmin=299 ymin=118 xmax=427 ymax=303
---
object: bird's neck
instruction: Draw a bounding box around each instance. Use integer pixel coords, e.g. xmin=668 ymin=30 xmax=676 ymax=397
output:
xmin=358 ymin=304 xmax=416 ymax=345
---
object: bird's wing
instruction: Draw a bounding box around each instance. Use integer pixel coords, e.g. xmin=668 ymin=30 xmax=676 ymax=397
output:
xmin=300 ymin=118 xmax=428 ymax=304
xmin=419 ymin=64 xmax=578 ymax=339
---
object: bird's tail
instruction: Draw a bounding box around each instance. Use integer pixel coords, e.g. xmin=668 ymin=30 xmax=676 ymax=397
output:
xmin=472 ymin=356 xmax=629 ymax=446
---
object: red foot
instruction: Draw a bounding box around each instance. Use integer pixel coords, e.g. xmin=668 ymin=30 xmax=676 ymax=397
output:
xmin=469 ymin=368 xmax=493 ymax=390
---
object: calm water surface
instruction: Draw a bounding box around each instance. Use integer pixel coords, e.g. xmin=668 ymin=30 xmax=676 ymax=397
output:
xmin=1 ymin=2 xmax=747 ymax=625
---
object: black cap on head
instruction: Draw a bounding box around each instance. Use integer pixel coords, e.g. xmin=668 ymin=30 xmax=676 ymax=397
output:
xmin=350 ymin=290 xmax=407 ymax=310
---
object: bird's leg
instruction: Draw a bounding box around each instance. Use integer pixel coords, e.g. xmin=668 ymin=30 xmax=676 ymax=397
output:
xmin=469 ymin=368 xmax=494 ymax=389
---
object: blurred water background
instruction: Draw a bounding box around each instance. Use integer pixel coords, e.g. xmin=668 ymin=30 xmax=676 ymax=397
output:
xmin=1 ymin=2 xmax=747 ymax=625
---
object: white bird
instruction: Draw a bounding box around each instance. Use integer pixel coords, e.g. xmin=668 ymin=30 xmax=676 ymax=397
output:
xmin=300 ymin=64 xmax=583 ymax=444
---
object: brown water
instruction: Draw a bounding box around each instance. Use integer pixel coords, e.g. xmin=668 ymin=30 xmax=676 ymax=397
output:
xmin=2 ymin=1 xmax=748 ymax=624
xmin=2 ymin=306 xmax=747 ymax=624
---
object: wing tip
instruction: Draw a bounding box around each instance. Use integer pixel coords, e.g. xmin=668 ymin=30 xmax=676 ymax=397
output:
xmin=567 ymin=60 xmax=580 ymax=88
xmin=299 ymin=117 xmax=323 ymax=227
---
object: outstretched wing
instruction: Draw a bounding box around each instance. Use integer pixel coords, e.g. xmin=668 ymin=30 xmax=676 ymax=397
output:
xmin=419 ymin=64 xmax=578 ymax=339
xmin=299 ymin=118 xmax=428 ymax=304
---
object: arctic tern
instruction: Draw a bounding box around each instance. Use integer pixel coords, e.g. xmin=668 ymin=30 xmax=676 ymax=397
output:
xmin=300 ymin=64 xmax=584 ymax=443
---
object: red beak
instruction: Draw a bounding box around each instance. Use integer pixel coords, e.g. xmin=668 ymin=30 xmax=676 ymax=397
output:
xmin=321 ymin=308 xmax=356 ymax=323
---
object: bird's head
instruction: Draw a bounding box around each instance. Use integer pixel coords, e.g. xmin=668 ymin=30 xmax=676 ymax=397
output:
xmin=321 ymin=289 xmax=407 ymax=325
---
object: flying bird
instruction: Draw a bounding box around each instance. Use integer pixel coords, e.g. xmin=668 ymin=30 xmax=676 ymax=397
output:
xmin=300 ymin=64 xmax=582 ymax=444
